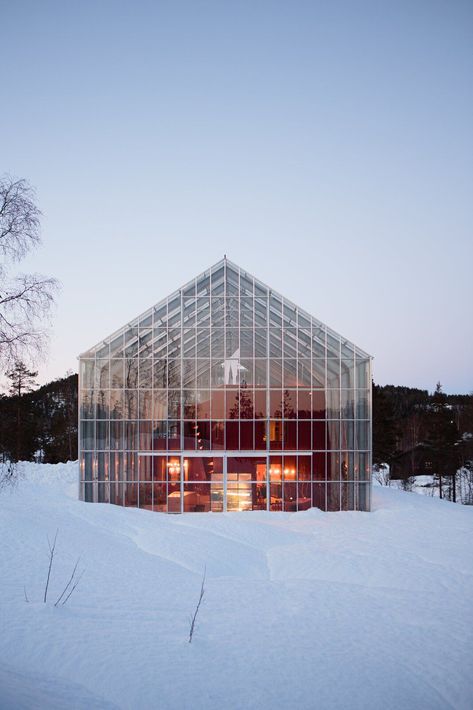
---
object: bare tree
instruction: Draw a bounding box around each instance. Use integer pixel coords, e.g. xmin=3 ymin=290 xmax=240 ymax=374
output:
xmin=0 ymin=175 xmax=59 ymax=368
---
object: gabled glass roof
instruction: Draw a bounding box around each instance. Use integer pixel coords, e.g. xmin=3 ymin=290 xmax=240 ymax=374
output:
xmin=79 ymin=257 xmax=371 ymax=362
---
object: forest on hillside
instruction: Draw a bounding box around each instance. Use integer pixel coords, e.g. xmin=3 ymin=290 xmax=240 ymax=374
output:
xmin=0 ymin=367 xmax=472 ymax=503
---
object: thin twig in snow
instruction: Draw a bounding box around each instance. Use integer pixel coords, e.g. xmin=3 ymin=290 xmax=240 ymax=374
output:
xmin=188 ymin=566 xmax=206 ymax=644
xmin=54 ymin=557 xmax=81 ymax=607
xmin=23 ymin=585 xmax=29 ymax=603
xmin=43 ymin=528 xmax=58 ymax=603
xmin=61 ymin=571 xmax=84 ymax=606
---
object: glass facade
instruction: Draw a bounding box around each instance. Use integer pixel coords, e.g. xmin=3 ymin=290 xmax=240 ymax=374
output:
xmin=78 ymin=259 xmax=372 ymax=512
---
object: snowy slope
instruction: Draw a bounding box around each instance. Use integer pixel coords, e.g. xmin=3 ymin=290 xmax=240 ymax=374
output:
xmin=1 ymin=463 xmax=472 ymax=710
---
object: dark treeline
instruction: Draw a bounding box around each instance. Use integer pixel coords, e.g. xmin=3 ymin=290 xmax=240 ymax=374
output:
xmin=373 ymin=382 xmax=473 ymax=501
xmin=0 ymin=369 xmax=77 ymax=464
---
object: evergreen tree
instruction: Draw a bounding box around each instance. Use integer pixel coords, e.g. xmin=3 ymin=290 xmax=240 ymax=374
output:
xmin=423 ymin=382 xmax=460 ymax=500
xmin=5 ymin=360 xmax=38 ymax=461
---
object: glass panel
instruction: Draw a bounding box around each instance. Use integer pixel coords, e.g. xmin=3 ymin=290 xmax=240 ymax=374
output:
xmin=80 ymin=360 xmax=95 ymax=389
xmin=182 ymin=390 xmax=196 ymax=419
xmin=167 ymin=483 xmax=181 ymax=513
xmin=358 ymin=483 xmax=370 ymax=511
xmin=326 ymin=390 xmax=340 ymax=419
xmin=139 ymin=359 xmax=153 ymax=388
xmin=269 ymin=420 xmax=282 ymax=450
xmin=198 ymin=422 xmax=211 ymax=453
xmin=270 ymin=483 xmax=283 ymax=510
xmin=356 ymin=359 xmax=370 ymax=388
xmin=110 ymin=421 xmax=124 ymax=450
xmin=327 ymin=452 xmax=340 ymax=480
xmin=283 ymin=421 xmax=297 ymax=450
xmin=183 ymin=457 xmax=211 ymax=481
xmin=183 ymin=483 xmax=211 ymax=512
xmin=124 ymin=391 xmax=137 ymax=418
xmin=226 ymin=389 xmax=239 ymax=418
xmin=255 ymin=360 xmax=267 ymax=387
xmin=341 ymin=390 xmax=354 ymax=419
xmin=356 ymin=421 xmax=370 ymax=450
xmin=96 ymin=359 xmax=110 ymax=389
xmin=225 ymin=421 xmax=238 ymax=449
xmin=239 ymin=388 xmax=254 ymax=419
xmin=312 ymin=359 xmax=325 ymax=388
xmin=168 ymin=421 xmax=180 ymax=450
xmin=81 ymin=390 xmax=95 ymax=419
xmin=298 ymin=421 xmax=311 ymax=450
xmin=183 ymin=422 xmax=196 ymax=450
xmin=254 ymin=390 xmax=266 ymax=418
xmin=138 ymin=455 xmax=153 ymax=481
xmin=83 ymin=451 xmax=93 ymax=481
xmin=356 ymin=390 xmax=370 ymax=419
xmin=125 ymin=421 xmax=138 ymax=450
xmin=284 ymin=482 xmax=297 ymax=511
xmin=297 ymin=481 xmax=311 ymax=510
xmin=240 ymin=421 xmax=253 ymax=449
xmin=298 ymin=455 xmax=311 ymax=480
xmin=341 ymin=482 xmax=355 ymax=510
xmin=227 ymin=457 xmax=266 ymax=482
xmin=212 ymin=391 xmax=225 ymax=418
xmin=139 ymin=390 xmax=153 ymax=419
xmin=211 ymin=422 xmax=225 ymax=449
xmin=110 ymin=390 xmax=124 ymax=419
xmin=282 ymin=390 xmax=296 ymax=418
xmin=109 ymin=359 xmax=123 ymax=388
xmin=340 ymin=421 xmax=354 ymax=450
xmin=254 ymin=421 xmax=266 ymax=450
xmin=124 ymin=482 xmax=138 ymax=507
xmin=139 ymin=422 xmax=153 ymax=450
xmin=312 ymin=421 xmax=326 ymax=450
xmin=153 ymin=421 xmax=168 ymax=450
xmin=312 ymin=452 xmax=325 ymax=480
xmin=312 ymin=483 xmax=326 ymax=510
xmin=341 ymin=360 xmax=355 ymax=388
xmin=96 ymin=421 xmax=109 ymax=449
xmin=327 ymin=482 xmax=340 ymax=511
xmin=312 ymin=391 xmax=326 ymax=418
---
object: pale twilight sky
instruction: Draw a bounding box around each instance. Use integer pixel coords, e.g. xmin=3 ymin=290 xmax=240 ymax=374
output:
xmin=1 ymin=0 xmax=472 ymax=393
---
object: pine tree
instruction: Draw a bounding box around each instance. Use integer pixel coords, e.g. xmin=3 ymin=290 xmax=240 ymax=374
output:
xmin=424 ymin=382 xmax=460 ymax=501
xmin=5 ymin=360 xmax=38 ymax=461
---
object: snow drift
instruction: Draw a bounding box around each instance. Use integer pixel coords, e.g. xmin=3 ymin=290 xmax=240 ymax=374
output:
xmin=0 ymin=462 xmax=472 ymax=709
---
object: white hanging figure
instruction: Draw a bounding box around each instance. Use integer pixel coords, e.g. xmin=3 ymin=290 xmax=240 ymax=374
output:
xmin=221 ymin=348 xmax=247 ymax=385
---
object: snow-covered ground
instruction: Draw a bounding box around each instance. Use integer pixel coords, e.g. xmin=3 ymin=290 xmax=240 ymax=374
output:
xmin=1 ymin=463 xmax=472 ymax=710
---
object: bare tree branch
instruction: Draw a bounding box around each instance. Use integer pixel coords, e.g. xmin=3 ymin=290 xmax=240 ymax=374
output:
xmin=0 ymin=175 xmax=41 ymax=260
xmin=0 ymin=174 xmax=59 ymax=368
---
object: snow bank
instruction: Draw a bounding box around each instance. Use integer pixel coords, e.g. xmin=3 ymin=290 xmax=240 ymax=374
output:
xmin=1 ymin=462 xmax=472 ymax=710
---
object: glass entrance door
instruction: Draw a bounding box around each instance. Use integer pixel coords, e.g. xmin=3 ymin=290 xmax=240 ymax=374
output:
xmin=226 ymin=456 xmax=267 ymax=511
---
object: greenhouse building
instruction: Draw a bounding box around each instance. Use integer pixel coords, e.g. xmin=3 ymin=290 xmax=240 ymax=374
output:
xmin=79 ymin=258 xmax=372 ymax=512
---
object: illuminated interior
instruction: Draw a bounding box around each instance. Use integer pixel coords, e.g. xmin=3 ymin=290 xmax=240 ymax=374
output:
xmin=78 ymin=258 xmax=372 ymax=512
